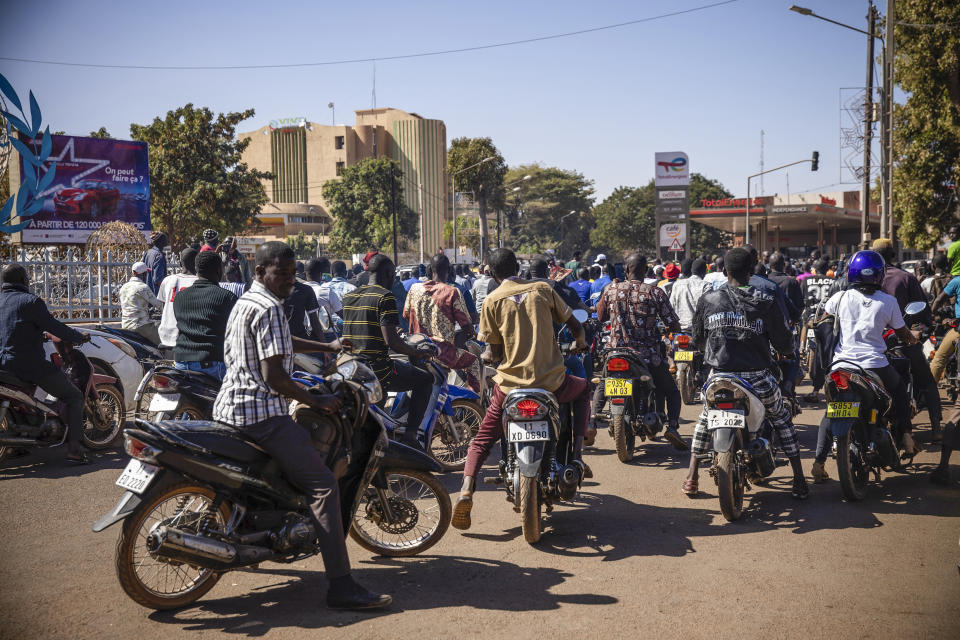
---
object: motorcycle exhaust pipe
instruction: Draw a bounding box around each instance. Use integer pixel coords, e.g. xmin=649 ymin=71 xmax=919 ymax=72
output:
xmin=147 ymin=526 xmax=273 ymax=569
xmin=0 ymin=436 xmax=39 ymax=446
xmin=557 ymin=463 xmax=582 ymax=500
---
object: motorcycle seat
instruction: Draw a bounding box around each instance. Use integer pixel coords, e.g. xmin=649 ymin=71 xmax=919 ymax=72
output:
xmin=160 ymin=420 xmax=269 ymax=464
xmin=156 ymin=367 xmax=222 ymax=387
xmin=101 ymin=326 xmax=160 ymax=348
xmin=0 ymin=369 xmax=36 ymax=391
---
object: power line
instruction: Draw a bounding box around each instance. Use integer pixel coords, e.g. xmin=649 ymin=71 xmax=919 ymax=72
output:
xmin=0 ymin=1 xmax=740 ymax=71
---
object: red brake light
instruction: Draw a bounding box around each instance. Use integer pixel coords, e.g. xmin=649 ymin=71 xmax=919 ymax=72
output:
xmin=676 ymin=335 xmax=691 ymax=348
xmin=830 ymin=370 xmax=851 ymax=390
xmin=515 ymin=399 xmax=541 ymax=418
xmin=125 ymin=435 xmax=148 ymax=459
xmin=716 ymin=402 xmax=735 ymax=409
xmin=607 ymin=358 xmax=629 ymax=372
xmin=611 ymin=398 xmax=626 ymax=405
xmin=151 ymin=375 xmax=174 ymax=390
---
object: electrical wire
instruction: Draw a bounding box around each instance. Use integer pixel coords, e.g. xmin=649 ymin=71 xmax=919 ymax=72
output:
xmin=0 ymin=1 xmax=740 ymax=71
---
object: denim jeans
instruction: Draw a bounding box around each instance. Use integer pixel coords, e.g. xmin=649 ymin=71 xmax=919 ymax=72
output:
xmin=174 ymin=360 xmax=226 ymax=381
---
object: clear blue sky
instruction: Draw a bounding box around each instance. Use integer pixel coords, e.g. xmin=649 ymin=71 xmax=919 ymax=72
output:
xmin=1 ymin=0 xmax=879 ymax=203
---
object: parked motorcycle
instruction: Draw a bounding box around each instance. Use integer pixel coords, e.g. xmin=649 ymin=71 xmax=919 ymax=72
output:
xmin=135 ymin=365 xmax=220 ymax=422
xmin=672 ymin=332 xmax=704 ymax=406
xmin=823 ymin=300 xmax=926 ymax=501
xmin=0 ymin=335 xmax=124 ymax=462
xmin=95 ymin=353 xmax=450 ymax=610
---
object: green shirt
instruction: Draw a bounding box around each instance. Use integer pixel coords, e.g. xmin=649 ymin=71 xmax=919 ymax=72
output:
xmin=949 ymin=240 xmax=960 ymax=276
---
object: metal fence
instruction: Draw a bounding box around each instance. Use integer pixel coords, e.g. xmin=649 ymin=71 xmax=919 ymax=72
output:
xmin=0 ymin=246 xmax=179 ymax=321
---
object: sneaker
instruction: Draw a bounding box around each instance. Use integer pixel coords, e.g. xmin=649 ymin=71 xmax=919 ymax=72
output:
xmin=811 ymin=461 xmax=830 ymax=483
xmin=791 ymin=476 xmax=810 ymax=500
xmin=664 ymin=426 xmax=689 ymax=451
xmin=326 ymin=576 xmax=392 ymax=610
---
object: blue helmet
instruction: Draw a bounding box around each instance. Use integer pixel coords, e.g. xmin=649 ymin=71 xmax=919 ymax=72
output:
xmin=847 ymin=250 xmax=885 ymax=287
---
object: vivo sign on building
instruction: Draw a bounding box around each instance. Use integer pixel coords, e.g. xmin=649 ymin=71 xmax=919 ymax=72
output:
xmin=654 ymin=151 xmax=690 ymax=187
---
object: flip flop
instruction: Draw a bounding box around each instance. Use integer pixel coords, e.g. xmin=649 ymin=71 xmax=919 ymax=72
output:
xmin=451 ymin=495 xmax=473 ymax=531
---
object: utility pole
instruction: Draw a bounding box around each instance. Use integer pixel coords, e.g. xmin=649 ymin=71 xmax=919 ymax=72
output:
xmin=883 ymin=0 xmax=895 ymax=245
xmin=861 ymin=2 xmax=877 ymax=246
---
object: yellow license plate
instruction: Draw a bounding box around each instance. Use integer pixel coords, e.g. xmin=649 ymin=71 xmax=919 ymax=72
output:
xmin=674 ymin=351 xmax=694 ymax=362
xmin=827 ymin=401 xmax=860 ymax=418
xmin=604 ymin=379 xmax=633 ymax=396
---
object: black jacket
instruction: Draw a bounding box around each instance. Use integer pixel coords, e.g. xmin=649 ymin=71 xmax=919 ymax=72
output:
xmin=693 ymin=283 xmax=792 ymax=372
xmin=767 ymin=270 xmax=803 ymax=323
xmin=172 ymin=279 xmax=237 ymax=362
xmin=0 ymin=283 xmax=85 ymax=382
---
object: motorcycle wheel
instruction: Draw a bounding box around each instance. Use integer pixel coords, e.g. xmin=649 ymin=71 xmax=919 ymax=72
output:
xmin=716 ymin=432 xmax=745 ymax=522
xmin=612 ymin=413 xmax=634 ymax=463
xmin=349 ymin=469 xmax=451 ymax=557
xmin=518 ymin=474 xmax=541 ymax=544
xmin=836 ymin=431 xmax=869 ymax=501
xmin=429 ymin=399 xmax=483 ymax=471
xmin=152 ymin=402 xmax=207 ymax=422
xmin=82 ymin=384 xmax=125 ymax=449
xmin=0 ymin=411 xmax=11 ymax=463
xmin=115 ymin=482 xmax=229 ymax=610
xmin=678 ymin=364 xmax=696 ymax=406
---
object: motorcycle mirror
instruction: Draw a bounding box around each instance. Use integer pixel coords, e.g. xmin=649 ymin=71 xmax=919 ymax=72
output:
xmin=572 ymin=309 xmax=589 ymax=323
xmin=904 ymin=301 xmax=927 ymax=316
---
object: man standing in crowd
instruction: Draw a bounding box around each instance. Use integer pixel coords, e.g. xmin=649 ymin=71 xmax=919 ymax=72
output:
xmin=306 ymin=258 xmax=342 ymax=317
xmin=322 ymin=260 xmax=357 ymax=304
xmin=158 ymin=248 xmax=199 ymax=348
xmin=201 ymin=229 xmax=220 ymax=252
xmin=118 ymin=262 xmax=163 ymax=345
xmin=590 ymin=262 xmax=613 ymax=297
xmin=471 ymin=265 xmax=497 ymax=311
xmin=658 ymin=262 xmax=680 ymax=297
xmin=570 ymin=267 xmax=593 ymax=305
xmin=284 ymin=278 xmax=326 ymax=343
xmin=172 ymin=252 xmax=237 ymax=381
xmin=669 ymin=258 xmax=707 ymax=332
xmin=142 ymin=231 xmax=167 ymax=295
xmin=566 ymin=250 xmax=583 ymax=273
xmin=947 ymin=224 xmax=960 ymax=276
xmin=211 ymin=241 xmax=389 ymax=610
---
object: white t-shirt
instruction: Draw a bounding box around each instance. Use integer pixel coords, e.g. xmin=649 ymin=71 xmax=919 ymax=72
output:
xmin=702 ymin=271 xmax=727 ymax=290
xmin=824 ymin=287 xmax=904 ymax=370
xmin=157 ymin=273 xmax=198 ymax=346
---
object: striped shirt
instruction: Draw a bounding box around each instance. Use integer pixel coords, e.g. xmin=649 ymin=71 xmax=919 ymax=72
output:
xmin=212 ymin=280 xmax=293 ymax=427
xmin=341 ymin=283 xmax=397 ymax=381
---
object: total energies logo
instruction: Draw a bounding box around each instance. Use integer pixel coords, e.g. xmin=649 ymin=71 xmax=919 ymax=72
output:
xmin=654 ymin=151 xmax=690 ymax=187
xmin=657 ymin=156 xmax=687 ymax=173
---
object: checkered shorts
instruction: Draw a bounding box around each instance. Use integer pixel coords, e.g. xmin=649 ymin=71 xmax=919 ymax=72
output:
xmin=690 ymin=370 xmax=799 ymax=457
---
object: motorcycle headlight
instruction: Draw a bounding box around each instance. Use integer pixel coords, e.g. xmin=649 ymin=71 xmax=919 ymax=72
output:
xmin=337 ymin=359 xmax=358 ymax=380
xmin=362 ymin=378 xmax=383 ymax=404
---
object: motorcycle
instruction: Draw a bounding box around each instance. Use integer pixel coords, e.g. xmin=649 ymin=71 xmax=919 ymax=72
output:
xmin=385 ymin=334 xmax=484 ymax=471
xmin=823 ymin=300 xmax=925 ymax=501
xmin=594 ymin=346 xmax=663 ymax=463
xmin=0 ymin=335 xmax=124 ymax=462
xmin=699 ymin=372 xmax=784 ymax=522
xmin=484 ymin=309 xmax=590 ymax=543
xmin=95 ymin=353 xmax=451 ymax=610
xmin=672 ymin=332 xmax=704 ymax=406
xmin=135 ymin=365 xmax=221 ymax=422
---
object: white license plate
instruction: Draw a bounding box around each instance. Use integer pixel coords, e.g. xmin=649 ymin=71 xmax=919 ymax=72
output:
xmin=115 ymin=459 xmax=158 ymax=494
xmin=706 ymin=409 xmax=745 ymax=430
xmin=508 ymin=421 xmax=550 ymax=443
xmin=149 ymin=394 xmax=180 ymax=412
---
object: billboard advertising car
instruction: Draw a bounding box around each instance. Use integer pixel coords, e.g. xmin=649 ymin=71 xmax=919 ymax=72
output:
xmin=16 ymin=134 xmax=150 ymax=243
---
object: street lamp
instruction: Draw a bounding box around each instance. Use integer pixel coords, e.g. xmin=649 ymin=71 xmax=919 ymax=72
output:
xmin=451 ymin=156 xmax=494 ymax=264
xmin=328 ymin=102 xmax=334 ymax=125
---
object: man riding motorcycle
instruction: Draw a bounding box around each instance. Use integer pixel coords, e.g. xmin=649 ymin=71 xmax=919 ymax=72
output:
xmin=0 ymin=264 xmax=89 ymax=464
xmin=799 ymin=258 xmax=835 ymax=402
xmin=593 ymin=253 xmax=688 ymax=450
xmin=210 ymin=241 xmax=390 ymax=610
xmin=682 ymin=248 xmax=810 ymax=500
xmin=452 ymin=248 xmax=590 ymax=531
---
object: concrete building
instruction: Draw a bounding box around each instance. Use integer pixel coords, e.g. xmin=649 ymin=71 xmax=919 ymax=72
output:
xmin=238 ymin=108 xmax=448 ymax=258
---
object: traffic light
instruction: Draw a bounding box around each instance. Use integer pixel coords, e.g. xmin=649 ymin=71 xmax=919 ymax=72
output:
xmin=811 ymin=151 xmax=820 ymax=171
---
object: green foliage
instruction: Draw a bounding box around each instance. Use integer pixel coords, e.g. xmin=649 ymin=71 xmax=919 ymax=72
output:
xmin=442 ymin=214 xmax=501 ymax=256
xmin=502 ymin=163 xmax=595 ymax=258
xmin=687 ymin=173 xmax=734 ymax=256
xmin=891 ymin=0 xmax=960 ymax=249
xmin=88 ymin=127 xmax=111 ymax=139
xmin=285 ymin=231 xmax=319 ymax=260
xmin=321 ymin=157 xmax=417 ymax=256
xmin=130 ymin=103 xmax=271 ymax=250
xmin=448 ymin=137 xmax=507 ymax=260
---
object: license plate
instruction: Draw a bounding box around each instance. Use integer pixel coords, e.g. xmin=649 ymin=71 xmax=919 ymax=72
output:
xmin=149 ymin=394 xmax=180 ymax=412
xmin=706 ymin=409 xmax=745 ymax=429
xmin=604 ymin=378 xmax=633 ymax=396
xmin=827 ymin=401 xmax=860 ymax=418
xmin=507 ymin=421 xmax=550 ymax=443
xmin=115 ymin=459 xmax=158 ymax=494
xmin=674 ymin=350 xmax=694 ymax=362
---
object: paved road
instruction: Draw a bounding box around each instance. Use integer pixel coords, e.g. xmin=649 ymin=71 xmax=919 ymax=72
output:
xmin=2 ymin=381 xmax=958 ymax=639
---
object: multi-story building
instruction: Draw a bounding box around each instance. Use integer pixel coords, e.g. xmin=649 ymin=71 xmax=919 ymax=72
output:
xmin=238 ymin=108 xmax=448 ymax=258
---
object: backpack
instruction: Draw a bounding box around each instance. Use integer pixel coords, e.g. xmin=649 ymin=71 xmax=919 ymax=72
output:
xmin=813 ymin=291 xmax=846 ymax=375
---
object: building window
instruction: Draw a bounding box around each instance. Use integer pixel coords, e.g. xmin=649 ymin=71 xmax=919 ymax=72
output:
xmin=270 ymin=127 xmax=308 ymax=203
xmin=288 ymin=215 xmax=327 ymax=224
xmin=335 ymin=161 xmax=345 ymax=176
xmin=335 ymin=136 xmax=344 ymax=150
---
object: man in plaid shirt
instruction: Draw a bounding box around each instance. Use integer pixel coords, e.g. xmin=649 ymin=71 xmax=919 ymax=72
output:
xmin=682 ymin=247 xmax=809 ymax=500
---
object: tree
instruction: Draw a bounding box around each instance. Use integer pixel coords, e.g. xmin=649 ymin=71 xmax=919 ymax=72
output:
xmin=687 ymin=173 xmax=734 ymax=256
xmin=88 ymin=127 xmax=111 ymax=139
xmin=503 ymin=164 xmax=595 ymax=258
xmin=321 ymin=157 xmax=417 ymax=257
xmin=448 ymin=137 xmax=507 ymax=261
xmin=130 ymin=103 xmax=271 ymax=249
xmin=285 ymin=231 xmax=319 ymax=260
xmin=891 ymin=1 xmax=960 ymax=249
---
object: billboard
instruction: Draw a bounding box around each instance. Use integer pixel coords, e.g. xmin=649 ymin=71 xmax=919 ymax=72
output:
xmin=654 ymin=151 xmax=690 ymax=187
xmin=17 ymin=134 xmax=150 ymax=243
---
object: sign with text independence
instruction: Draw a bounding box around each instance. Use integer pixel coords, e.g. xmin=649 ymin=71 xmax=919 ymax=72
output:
xmin=17 ymin=135 xmax=150 ymax=243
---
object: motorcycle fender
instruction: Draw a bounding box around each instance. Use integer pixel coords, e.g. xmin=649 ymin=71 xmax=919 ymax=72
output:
xmin=92 ymin=490 xmax=142 ymax=532
xmin=92 ymin=373 xmax=117 ymax=387
xmin=711 ymin=428 xmax=740 ymax=453
xmin=609 ymin=403 xmax=626 ymax=416
xmin=380 ymin=439 xmax=444 ymax=473
xmin=445 ymin=385 xmax=480 ymax=403
xmin=515 ymin=442 xmax=544 ymax=478
xmin=827 ymin=418 xmax=857 ymax=438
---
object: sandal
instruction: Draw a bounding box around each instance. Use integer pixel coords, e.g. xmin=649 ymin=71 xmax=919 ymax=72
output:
xmin=451 ymin=495 xmax=473 ymax=531
xmin=682 ymin=478 xmax=698 ymax=497
xmin=792 ymin=477 xmax=810 ymax=500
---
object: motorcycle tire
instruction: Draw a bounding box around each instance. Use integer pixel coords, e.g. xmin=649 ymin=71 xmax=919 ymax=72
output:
xmin=349 ymin=469 xmax=452 ymax=557
xmin=716 ymin=432 xmax=745 ymax=522
xmin=152 ymin=401 xmax=207 ymax=423
xmin=429 ymin=399 xmax=483 ymax=472
xmin=82 ymin=384 xmax=125 ymax=449
xmin=678 ymin=364 xmax=696 ymax=406
xmin=115 ymin=481 xmax=229 ymax=610
xmin=612 ymin=413 xmax=634 ymax=463
xmin=0 ymin=411 xmax=11 ymax=463
xmin=518 ymin=474 xmax=541 ymax=544
xmin=836 ymin=431 xmax=869 ymax=501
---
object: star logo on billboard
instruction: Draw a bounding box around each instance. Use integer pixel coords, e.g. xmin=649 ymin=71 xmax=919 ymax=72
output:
xmin=36 ymin=138 xmax=110 ymax=197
